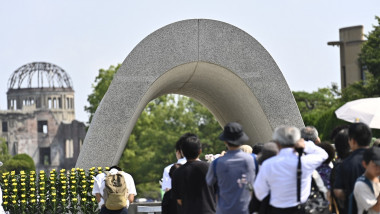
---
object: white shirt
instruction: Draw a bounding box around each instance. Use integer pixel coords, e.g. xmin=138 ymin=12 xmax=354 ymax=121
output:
xmin=92 ymin=170 xmax=137 ymax=208
xmin=354 ymin=179 xmax=380 ymax=214
xmin=253 ymin=141 xmax=328 ymax=208
xmin=161 ymin=157 xmax=187 ymax=191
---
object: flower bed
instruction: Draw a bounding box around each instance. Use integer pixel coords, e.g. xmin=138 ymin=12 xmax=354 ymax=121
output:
xmin=0 ymin=167 xmax=108 ymax=213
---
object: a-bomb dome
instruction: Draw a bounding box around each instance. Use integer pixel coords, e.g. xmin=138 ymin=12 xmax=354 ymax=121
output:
xmin=8 ymin=62 xmax=73 ymax=89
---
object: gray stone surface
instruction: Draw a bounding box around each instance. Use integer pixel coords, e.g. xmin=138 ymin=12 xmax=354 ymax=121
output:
xmin=76 ymin=19 xmax=304 ymax=169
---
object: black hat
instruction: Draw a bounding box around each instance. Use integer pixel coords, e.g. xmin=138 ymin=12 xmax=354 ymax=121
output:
xmin=219 ymin=122 xmax=249 ymax=145
xmin=364 ymin=147 xmax=380 ymax=165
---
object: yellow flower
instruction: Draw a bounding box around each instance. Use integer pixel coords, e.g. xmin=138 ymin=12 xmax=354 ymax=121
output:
xmin=62 ymin=199 xmax=66 ymax=202
xmin=31 ymin=171 xmax=36 ymax=175
xmin=21 ymin=182 xmax=26 ymax=186
xmin=30 ymin=194 xmax=35 ymax=198
xmin=71 ymin=168 xmax=76 ymax=172
xmin=3 ymin=189 xmax=7 ymax=193
xmin=52 ymin=199 xmax=56 ymax=202
xmin=11 ymin=179 xmax=16 ymax=182
xmin=61 ymin=180 xmax=66 ymax=184
xmin=30 ymin=178 xmax=35 ymax=182
xmin=12 ymin=200 xmax=16 ymax=204
xmin=40 ymin=170 xmax=45 ymax=174
xmin=13 ymin=188 xmax=17 ymax=192
xmin=105 ymin=167 xmax=110 ymax=170
xmin=21 ymin=178 xmax=25 ymax=182
xmin=11 ymin=183 xmax=17 ymax=186
xmin=3 ymin=201 xmax=8 ymax=205
xmin=52 ymin=193 xmax=56 ymax=196
xmin=40 ymin=193 xmax=45 ymax=197
xmin=71 ymin=180 xmax=76 ymax=184
xmin=21 ymin=200 xmax=26 ymax=204
xmin=90 ymin=180 xmax=94 ymax=183
xmin=51 ymin=186 xmax=56 ymax=190
xmin=90 ymin=185 xmax=94 ymax=189
xmin=20 ymin=170 xmax=25 ymax=174
xmin=61 ymin=192 xmax=66 ymax=196
xmin=91 ymin=198 xmax=96 ymax=202
xmin=11 ymin=171 xmax=15 ymax=175
xmin=82 ymin=185 xmax=86 ymax=189
xmin=40 ymin=199 xmax=46 ymax=203
xmin=31 ymin=199 xmax=36 ymax=203
xmin=11 ymin=195 xmax=16 ymax=199
xmin=21 ymin=194 xmax=26 ymax=198
xmin=4 ymin=183 xmax=8 ymax=186
xmin=31 ymin=188 xmax=35 ymax=192
xmin=81 ymin=198 xmax=86 ymax=202
xmin=4 ymin=179 xmax=8 ymax=183
xmin=72 ymin=198 xmax=77 ymax=202
xmin=40 ymin=187 xmax=45 ymax=191
xmin=97 ymin=167 xmax=102 ymax=170
xmin=62 ymin=186 xmax=67 ymax=189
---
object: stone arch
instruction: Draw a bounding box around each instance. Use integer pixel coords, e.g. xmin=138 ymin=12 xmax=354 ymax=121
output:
xmin=76 ymin=19 xmax=303 ymax=168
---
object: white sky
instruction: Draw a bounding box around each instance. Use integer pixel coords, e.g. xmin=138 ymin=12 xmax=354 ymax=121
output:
xmin=0 ymin=0 xmax=379 ymax=123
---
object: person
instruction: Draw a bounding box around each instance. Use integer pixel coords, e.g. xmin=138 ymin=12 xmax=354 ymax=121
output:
xmin=353 ymin=147 xmax=380 ymax=214
xmin=171 ymin=135 xmax=216 ymax=214
xmin=254 ymin=126 xmax=328 ymax=214
xmin=92 ymin=166 xmax=137 ymax=214
xmin=162 ymin=163 xmax=182 ymax=214
xmin=330 ymin=127 xmax=350 ymax=213
xmin=249 ymin=142 xmax=279 ymax=214
xmin=161 ymin=133 xmax=195 ymax=192
xmin=252 ymin=143 xmax=264 ymax=155
xmin=256 ymin=142 xmax=279 ymax=165
xmin=334 ymin=122 xmax=372 ymax=214
xmin=301 ymin=126 xmax=321 ymax=144
xmin=240 ymin=144 xmax=253 ymax=154
xmin=206 ymin=122 xmax=256 ymax=214
xmin=316 ymin=142 xmax=335 ymax=190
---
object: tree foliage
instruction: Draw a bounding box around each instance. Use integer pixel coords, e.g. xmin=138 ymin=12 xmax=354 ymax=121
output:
xmin=84 ymin=64 xmax=121 ymax=125
xmin=359 ymin=16 xmax=380 ymax=79
xmin=86 ymin=65 xmax=223 ymax=199
xmin=1 ymin=154 xmax=35 ymax=174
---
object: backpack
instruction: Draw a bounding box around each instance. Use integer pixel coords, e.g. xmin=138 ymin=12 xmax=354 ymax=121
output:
xmin=348 ymin=175 xmax=374 ymax=214
xmin=103 ymin=172 xmax=129 ymax=210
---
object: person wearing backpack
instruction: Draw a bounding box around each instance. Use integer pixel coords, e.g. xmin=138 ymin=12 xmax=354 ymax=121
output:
xmin=352 ymin=147 xmax=380 ymax=214
xmin=92 ymin=166 xmax=137 ymax=214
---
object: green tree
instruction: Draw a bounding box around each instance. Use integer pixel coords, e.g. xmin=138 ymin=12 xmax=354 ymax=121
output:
xmin=359 ymin=16 xmax=380 ymax=78
xmin=2 ymin=154 xmax=35 ymax=174
xmin=84 ymin=64 xmax=121 ymax=125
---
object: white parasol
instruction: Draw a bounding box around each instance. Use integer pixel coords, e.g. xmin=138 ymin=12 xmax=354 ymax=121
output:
xmin=335 ymin=97 xmax=380 ymax=129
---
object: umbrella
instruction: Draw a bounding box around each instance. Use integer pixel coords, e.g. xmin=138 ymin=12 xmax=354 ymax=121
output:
xmin=335 ymin=97 xmax=380 ymax=129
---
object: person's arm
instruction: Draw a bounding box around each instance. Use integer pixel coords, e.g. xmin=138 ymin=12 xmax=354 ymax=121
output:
xmin=177 ymin=199 xmax=182 ymax=206
xmin=333 ymin=164 xmax=345 ymax=201
xmin=162 ymin=165 xmax=172 ymax=191
xmin=128 ymin=194 xmax=135 ymax=204
xmin=301 ymin=140 xmax=328 ymax=169
xmin=206 ymin=160 xmax=217 ymax=186
xmin=96 ymin=193 xmax=102 ymax=203
xmin=253 ymin=163 xmax=270 ymax=201
xmin=354 ymin=181 xmax=378 ymax=212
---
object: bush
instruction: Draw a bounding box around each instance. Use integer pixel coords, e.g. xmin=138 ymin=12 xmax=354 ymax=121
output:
xmin=2 ymin=154 xmax=35 ymax=174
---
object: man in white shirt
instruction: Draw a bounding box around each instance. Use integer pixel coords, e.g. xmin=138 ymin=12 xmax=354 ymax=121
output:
xmin=161 ymin=133 xmax=196 ymax=192
xmin=254 ymin=126 xmax=328 ymax=214
xmin=92 ymin=166 xmax=137 ymax=213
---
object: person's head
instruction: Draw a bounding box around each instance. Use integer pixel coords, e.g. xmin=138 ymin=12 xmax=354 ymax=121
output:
xmin=372 ymin=138 xmax=380 ymax=147
xmin=317 ymin=142 xmax=335 ymax=164
xmin=181 ymin=135 xmax=201 ymax=160
xmin=252 ymin=143 xmax=264 ymax=155
xmin=175 ymin=133 xmax=198 ymax=159
xmin=362 ymin=147 xmax=380 ymax=178
xmin=348 ymin=122 xmax=372 ymax=149
xmin=240 ymin=145 xmax=253 ymax=154
xmin=257 ymin=142 xmax=279 ymax=165
xmin=109 ymin=165 xmax=122 ymax=171
xmin=168 ymin=163 xmax=182 ymax=178
xmin=301 ymin=126 xmax=320 ymax=143
xmin=219 ymin=122 xmax=249 ymax=149
xmin=272 ymin=126 xmax=301 ymax=148
xmin=334 ymin=128 xmax=350 ymax=159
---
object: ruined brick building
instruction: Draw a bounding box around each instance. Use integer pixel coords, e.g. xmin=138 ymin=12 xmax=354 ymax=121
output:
xmin=0 ymin=62 xmax=86 ymax=171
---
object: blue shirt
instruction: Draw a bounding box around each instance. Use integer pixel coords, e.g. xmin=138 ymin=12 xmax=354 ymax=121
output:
xmin=206 ymin=149 xmax=255 ymax=214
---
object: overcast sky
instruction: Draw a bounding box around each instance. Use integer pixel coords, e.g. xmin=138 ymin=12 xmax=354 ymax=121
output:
xmin=1 ymin=0 xmax=379 ymax=123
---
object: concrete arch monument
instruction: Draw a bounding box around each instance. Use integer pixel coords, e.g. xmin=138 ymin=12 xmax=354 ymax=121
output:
xmin=76 ymin=19 xmax=304 ymax=168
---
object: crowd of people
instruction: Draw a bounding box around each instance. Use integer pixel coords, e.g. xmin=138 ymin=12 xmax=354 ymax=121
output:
xmin=159 ymin=122 xmax=380 ymax=214
xmin=91 ymin=121 xmax=380 ymax=214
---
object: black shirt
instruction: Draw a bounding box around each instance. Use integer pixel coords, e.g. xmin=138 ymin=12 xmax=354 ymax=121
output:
xmin=334 ymin=148 xmax=366 ymax=212
xmin=162 ymin=189 xmax=178 ymax=214
xmin=171 ymin=160 xmax=216 ymax=214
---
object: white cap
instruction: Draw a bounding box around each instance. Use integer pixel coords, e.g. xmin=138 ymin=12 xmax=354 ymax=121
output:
xmin=109 ymin=168 xmax=118 ymax=175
